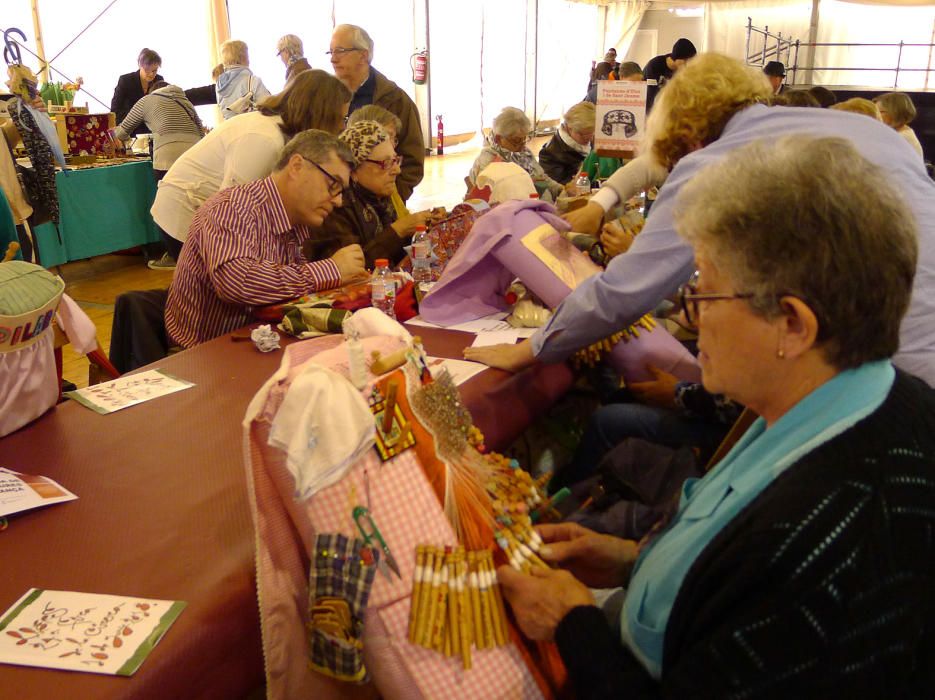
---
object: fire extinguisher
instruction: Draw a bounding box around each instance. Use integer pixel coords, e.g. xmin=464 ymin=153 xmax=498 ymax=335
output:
xmin=436 ymin=114 xmax=444 ymax=156
xmin=411 ymin=50 xmax=428 ymax=85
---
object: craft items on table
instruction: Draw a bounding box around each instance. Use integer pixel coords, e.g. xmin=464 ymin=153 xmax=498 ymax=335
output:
xmin=408 ymin=545 xmax=509 ymax=669
xmin=245 ymin=331 xmax=561 ymax=698
xmin=0 ymin=589 xmax=185 ymax=676
xmin=307 ymin=533 xmax=376 ymax=683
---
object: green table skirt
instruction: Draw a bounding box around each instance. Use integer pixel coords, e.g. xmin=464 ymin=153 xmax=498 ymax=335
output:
xmin=34 ymin=160 xmax=161 ymax=267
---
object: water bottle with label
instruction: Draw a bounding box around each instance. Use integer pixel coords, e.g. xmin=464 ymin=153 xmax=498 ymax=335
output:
xmin=411 ymin=224 xmax=432 ymax=287
xmin=574 ymin=171 xmax=591 ymax=197
xmin=370 ymin=259 xmax=396 ymax=319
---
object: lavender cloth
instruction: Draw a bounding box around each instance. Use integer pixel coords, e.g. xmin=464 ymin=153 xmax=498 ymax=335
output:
xmin=419 ymin=199 xmax=571 ymax=325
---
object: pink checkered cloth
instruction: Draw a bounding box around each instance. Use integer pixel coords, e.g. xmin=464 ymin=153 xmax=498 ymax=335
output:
xmin=244 ymin=335 xmax=544 ymax=699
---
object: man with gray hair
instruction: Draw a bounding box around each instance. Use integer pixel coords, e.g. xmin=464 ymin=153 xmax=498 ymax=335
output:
xmin=328 ymin=23 xmax=424 ymax=200
xmin=165 ymin=130 xmax=366 ymax=348
xmin=277 ymin=34 xmax=311 ymax=83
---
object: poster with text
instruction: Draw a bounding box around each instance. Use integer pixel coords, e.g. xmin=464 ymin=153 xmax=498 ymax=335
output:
xmin=595 ymin=81 xmax=648 ymax=154
xmin=0 ymin=589 xmax=185 ymax=676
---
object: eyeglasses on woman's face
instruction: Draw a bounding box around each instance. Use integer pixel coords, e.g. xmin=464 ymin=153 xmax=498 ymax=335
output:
xmin=362 ymin=155 xmax=402 ymax=171
xmin=302 ymin=156 xmax=345 ymax=198
xmin=678 ymin=280 xmax=754 ymax=326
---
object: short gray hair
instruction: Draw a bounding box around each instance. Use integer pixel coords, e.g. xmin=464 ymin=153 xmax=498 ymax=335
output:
xmin=277 ymin=34 xmax=304 ymax=58
xmin=348 ymin=104 xmax=402 ymax=135
xmin=563 ymin=102 xmax=595 ymax=133
xmin=492 ymin=107 xmax=531 ymax=138
xmin=675 ymin=135 xmax=917 ymax=370
xmin=335 ymin=24 xmax=374 ymax=62
xmin=220 ymin=40 xmax=249 ymax=67
xmin=275 ymin=129 xmax=356 ymax=171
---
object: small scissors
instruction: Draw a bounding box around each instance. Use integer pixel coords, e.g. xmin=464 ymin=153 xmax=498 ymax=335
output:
xmin=352 ymin=506 xmax=402 ymax=580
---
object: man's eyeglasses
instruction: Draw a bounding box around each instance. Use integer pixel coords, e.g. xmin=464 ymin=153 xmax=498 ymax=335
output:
xmin=678 ymin=281 xmax=753 ymax=326
xmin=302 ymin=156 xmax=345 ymax=198
xmin=362 ymin=155 xmax=402 ymax=171
xmin=326 ymin=47 xmax=362 ymax=56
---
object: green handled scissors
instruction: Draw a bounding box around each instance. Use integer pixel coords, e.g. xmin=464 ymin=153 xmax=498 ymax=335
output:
xmin=352 ymin=506 xmax=402 ymax=579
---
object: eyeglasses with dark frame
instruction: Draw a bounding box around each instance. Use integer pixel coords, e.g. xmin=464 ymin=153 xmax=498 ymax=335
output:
xmin=361 ymin=155 xmax=403 ymax=171
xmin=301 ymin=156 xmax=345 ymax=198
xmin=678 ymin=281 xmax=754 ymax=326
xmin=326 ymin=47 xmax=362 ymax=56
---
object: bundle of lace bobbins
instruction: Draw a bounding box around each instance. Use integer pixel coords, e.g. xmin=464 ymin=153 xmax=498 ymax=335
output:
xmin=485 ymin=453 xmax=552 ymax=572
xmin=407 ymin=545 xmax=509 ymax=669
xmin=570 ymin=314 xmax=658 ymax=369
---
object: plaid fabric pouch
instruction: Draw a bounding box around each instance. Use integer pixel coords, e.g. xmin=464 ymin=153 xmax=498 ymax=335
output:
xmin=307 ymin=533 xmax=376 ymax=683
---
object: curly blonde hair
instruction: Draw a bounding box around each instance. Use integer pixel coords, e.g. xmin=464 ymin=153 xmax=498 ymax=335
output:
xmin=645 ymin=54 xmax=772 ymax=169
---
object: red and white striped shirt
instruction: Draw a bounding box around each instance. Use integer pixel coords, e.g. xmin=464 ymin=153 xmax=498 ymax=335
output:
xmin=165 ymin=176 xmax=340 ymax=348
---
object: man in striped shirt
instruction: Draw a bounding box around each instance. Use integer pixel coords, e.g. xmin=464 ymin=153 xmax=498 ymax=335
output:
xmin=165 ymin=130 xmax=366 ymax=348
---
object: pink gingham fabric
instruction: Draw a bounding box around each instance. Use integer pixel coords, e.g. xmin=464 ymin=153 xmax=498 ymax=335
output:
xmin=244 ymin=335 xmax=543 ymax=699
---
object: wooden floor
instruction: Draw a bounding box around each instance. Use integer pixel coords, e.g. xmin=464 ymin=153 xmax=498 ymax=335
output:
xmin=57 ymin=137 xmax=549 ymax=389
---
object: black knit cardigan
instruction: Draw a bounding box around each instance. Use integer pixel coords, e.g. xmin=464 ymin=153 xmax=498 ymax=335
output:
xmin=556 ymin=369 xmax=935 ymax=699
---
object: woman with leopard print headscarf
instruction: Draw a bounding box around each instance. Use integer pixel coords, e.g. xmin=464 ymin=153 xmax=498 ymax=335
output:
xmin=304 ymin=119 xmax=431 ymax=267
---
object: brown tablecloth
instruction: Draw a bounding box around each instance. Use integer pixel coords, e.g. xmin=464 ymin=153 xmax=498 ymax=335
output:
xmin=0 ymin=325 xmax=572 ymax=699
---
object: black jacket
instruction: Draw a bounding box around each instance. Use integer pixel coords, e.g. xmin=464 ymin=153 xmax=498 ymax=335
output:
xmin=556 ymin=369 xmax=935 ymax=698
xmin=539 ymin=132 xmax=587 ymax=185
xmin=111 ymin=70 xmax=164 ymax=134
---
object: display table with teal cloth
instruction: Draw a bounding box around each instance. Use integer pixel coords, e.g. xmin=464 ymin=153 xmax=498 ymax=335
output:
xmin=33 ymin=160 xmax=161 ymax=267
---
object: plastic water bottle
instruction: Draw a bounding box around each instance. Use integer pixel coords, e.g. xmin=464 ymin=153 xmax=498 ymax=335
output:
xmin=574 ymin=171 xmax=591 ymax=197
xmin=411 ymin=224 xmax=432 ymax=286
xmin=371 ymin=259 xmax=396 ymax=319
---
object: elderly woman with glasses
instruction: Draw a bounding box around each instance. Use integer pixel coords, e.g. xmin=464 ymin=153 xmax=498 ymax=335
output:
xmin=305 ymin=120 xmax=432 ymax=267
xmin=497 ymin=134 xmax=935 ymax=697
xmin=468 ymin=106 xmax=564 ymax=200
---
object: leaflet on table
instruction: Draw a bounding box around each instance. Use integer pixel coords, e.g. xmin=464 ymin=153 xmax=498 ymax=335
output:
xmin=470 ymin=329 xmax=523 ymax=347
xmin=0 ymin=467 xmax=76 ymax=518
xmin=425 ymin=357 xmax=487 ymax=386
xmin=65 ymin=369 xmax=194 ymax=414
xmin=0 ymin=589 xmax=185 ymax=676
xmin=407 ymin=312 xmax=511 ymax=334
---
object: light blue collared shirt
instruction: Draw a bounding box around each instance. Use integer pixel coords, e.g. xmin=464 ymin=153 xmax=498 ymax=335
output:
xmin=619 ymin=360 xmax=896 ymax=678
xmin=530 ymin=104 xmax=935 ymax=387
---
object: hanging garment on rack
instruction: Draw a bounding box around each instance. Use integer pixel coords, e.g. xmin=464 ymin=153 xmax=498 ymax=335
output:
xmin=8 ymin=98 xmax=62 ymax=226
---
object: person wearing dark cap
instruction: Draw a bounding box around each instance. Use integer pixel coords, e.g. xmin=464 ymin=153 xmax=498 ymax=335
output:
xmin=643 ymin=38 xmax=696 ymax=85
xmin=763 ymin=61 xmax=786 ymax=94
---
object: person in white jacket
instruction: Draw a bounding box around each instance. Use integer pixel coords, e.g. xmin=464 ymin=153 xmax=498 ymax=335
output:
xmin=215 ymin=40 xmax=271 ymax=121
xmin=151 ymin=70 xmax=351 ymax=259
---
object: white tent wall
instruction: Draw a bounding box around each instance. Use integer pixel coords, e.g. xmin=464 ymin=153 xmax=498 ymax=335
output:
xmin=5 ymin=1 xmax=216 ymax=123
